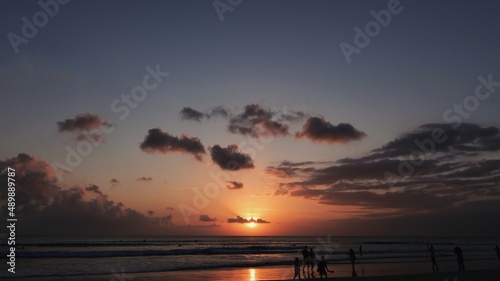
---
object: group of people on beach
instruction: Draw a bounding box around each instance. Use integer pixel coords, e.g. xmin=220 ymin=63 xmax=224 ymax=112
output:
xmin=293 ymin=244 xmax=500 ymax=279
xmin=293 ymin=246 xmax=332 ymax=280
xmin=427 ymin=243 xmax=465 ymax=273
xmin=293 ymin=246 xmax=360 ymax=280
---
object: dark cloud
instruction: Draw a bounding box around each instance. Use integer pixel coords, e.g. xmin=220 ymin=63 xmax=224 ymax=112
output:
xmin=0 ymin=153 xmax=174 ymax=235
xmin=295 ymin=117 xmax=366 ymax=144
xmin=208 ymin=106 xmax=230 ymax=119
xmin=199 ymin=214 xmax=217 ymax=222
xmin=110 ymin=178 xmax=120 ymax=188
xmin=344 ymin=123 xmax=500 ymax=163
xmin=180 ymin=107 xmax=204 ymax=122
xmin=227 ymin=181 xmax=244 ymax=189
xmin=190 ymin=223 xmax=221 ymax=228
xmin=209 ymin=144 xmax=254 ymax=170
xmin=140 ymin=128 xmax=206 ymax=161
xmin=85 ymin=184 xmax=103 ymax=195
xmin=290 ymin=187 xmax=464 ymax=210
xmin=180 ymin=106 xmax=230 ymax=122
xmin=57 ymin=113 xmax=112 ymax=141
xmin=271 ymin=123 xmax=500 ymax=231
xmin=227 ymin=215 xmax=270 ymax=224
xmin=265 ymin=161 xmax=320 ymax=178
xmin=228 ymin=104 xmax=307 ymax=137
xmin=137 ymin=177 xmax=153 ymax=182
xmin=166 ymin=206 xmax=175 ymax=210
xmin=179 ymin=104 xmax=307 ymax=138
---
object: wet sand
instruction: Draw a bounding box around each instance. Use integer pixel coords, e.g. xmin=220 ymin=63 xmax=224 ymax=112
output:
xmin=4 ymin=260 xmax=499 ymax=281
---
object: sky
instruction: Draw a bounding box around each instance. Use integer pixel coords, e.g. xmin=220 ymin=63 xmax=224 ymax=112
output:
xmin=1 ymin=0 xmax=500 ymax=236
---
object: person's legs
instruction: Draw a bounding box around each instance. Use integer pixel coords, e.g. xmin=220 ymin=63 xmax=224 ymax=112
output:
xmin=458 ymin=256 xmax=465 ymax=271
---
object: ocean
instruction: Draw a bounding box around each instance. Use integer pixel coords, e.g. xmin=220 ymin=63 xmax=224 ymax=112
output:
xmin=2 ymin=236 xmax=499 ymax=278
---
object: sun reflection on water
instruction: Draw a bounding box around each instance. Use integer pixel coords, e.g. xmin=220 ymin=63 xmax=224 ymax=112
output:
xmin=249 ymin=268 xmax=256 ymax=281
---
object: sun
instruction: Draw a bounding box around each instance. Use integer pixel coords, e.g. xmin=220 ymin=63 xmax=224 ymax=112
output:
xmin=247 ymin=222 xmax=256 ymax=228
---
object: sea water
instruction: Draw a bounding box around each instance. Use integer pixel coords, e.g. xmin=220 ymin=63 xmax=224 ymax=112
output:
xmin=2 ymin=236 xmax=498 ymax=278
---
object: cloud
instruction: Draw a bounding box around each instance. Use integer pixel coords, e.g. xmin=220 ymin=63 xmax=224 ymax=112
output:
xmin=209 ymin=106 xmax=230 ymax=119
xmin=166 ymin=206 xmax=175 ymax=210
xmin=227 ymin=181 xmax=244 ymax=189
xmin=179 ymin=104 xmax=309 ymax=138
xmin=265 ymin=161 xmax=320 ymax=178
xmin=110 ymin=178 xmax=120 ymax=188
xmin=57 ymin=113 xmax=112 ymax=141
xmin=180 ymin=107 xmax=204 ymax=122
xmin=85 ymin=184 xmax=103 ymax=195
xmin=209 ymin=144 xmax=254 ymax=170
xmin=228 ymin=104 xmax=307 ymax=137
xmin=0 ymin=153 xmax=172 ymax=235
xmin=199 ymin=214 xmax=217 ymax=222
xmin=137 ymin=177 xmax=153 ymax=182
xmin=180 ymin=106 xmax=230 ymax=122
xmin=271 ymin=123 xmax=500 ymax=225
xmin=322 ymin=199 xmax=500 ymax=236
xmin=295 ymin=117 xmax=366 ymax=144
xmin=341 ymin=123 xmax=500 ymax=163
xmin=227 ymin=215 xmax=270 ymax=224
xmin=190 ymin=223 xmax=222 ymax=228
xmin=140 ymin=128 xmax=206 ymax=161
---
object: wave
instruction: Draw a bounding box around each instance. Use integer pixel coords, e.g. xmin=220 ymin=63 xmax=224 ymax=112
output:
xmin=19 ymin=245 xmax=300 ymax=258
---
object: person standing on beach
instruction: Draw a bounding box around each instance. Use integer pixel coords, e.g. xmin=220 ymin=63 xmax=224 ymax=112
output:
xmin=293 ymin=257 xmax=301 ymax=280
xmin=454 ymin=246 xmax=465 ymax=272
xmin=348 ymin=248 xmax=356 ymax=269
xmin=359 ymin=245 xmax=363 ymax=256
xmin=309 ymin=248 xmax=317 ymax=278
xmin=302 ymin=246 xmax=310 ymax=276
xmin=317 ymin=256 xmax=332 ymax=280
xmin=496 ymin=245 xmax=500 ymax=263
xmin=427 ymin=244 xmax=439 ymax=272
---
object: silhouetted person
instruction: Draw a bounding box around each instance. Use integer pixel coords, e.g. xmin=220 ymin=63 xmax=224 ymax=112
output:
xmin=496 ymin=245 xmax=500 ymax=263
xmin=348 ymin=248 xmax=356 ymax=269
xmin=427 ymin=244 xmax=439 ymax=272
xmin=302 ymin=246 xmax=309 ymax=277
xmin=309 ymin=248 xmax=317 ymax=278
xmin=317 ymin=256 xmax=332 ymax=280
xmin=293 ymin=257 xmax=301 ymax=280
xmin=454 ymin=246 xmax=465 ymax=272
xmin=359 ymin=245 xmax=363 ymax=256
xmin=352 ymin=267 xmax=358 ymax=277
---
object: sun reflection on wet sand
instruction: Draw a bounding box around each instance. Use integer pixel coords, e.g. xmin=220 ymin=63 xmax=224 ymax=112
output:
xmin=249 ymin=268 xmax=256 ymax=281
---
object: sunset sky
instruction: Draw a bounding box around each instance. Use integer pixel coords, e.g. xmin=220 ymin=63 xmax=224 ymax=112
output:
xmin=1 ymin=0 xmax=500 ymax=236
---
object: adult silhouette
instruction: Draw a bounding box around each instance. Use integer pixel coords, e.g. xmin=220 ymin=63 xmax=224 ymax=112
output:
xmin=454 ymin=246 xmax=465 ymax=272
xmin=427 ymin=244 xmax=439 ymax=272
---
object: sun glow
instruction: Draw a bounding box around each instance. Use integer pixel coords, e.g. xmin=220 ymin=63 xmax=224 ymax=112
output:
xmin=247 ymin=222 xmax=256 ymax=228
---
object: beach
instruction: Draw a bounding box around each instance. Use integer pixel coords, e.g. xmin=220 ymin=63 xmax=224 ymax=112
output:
xmin=5 ymin=268 xmax=499 ymax=281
